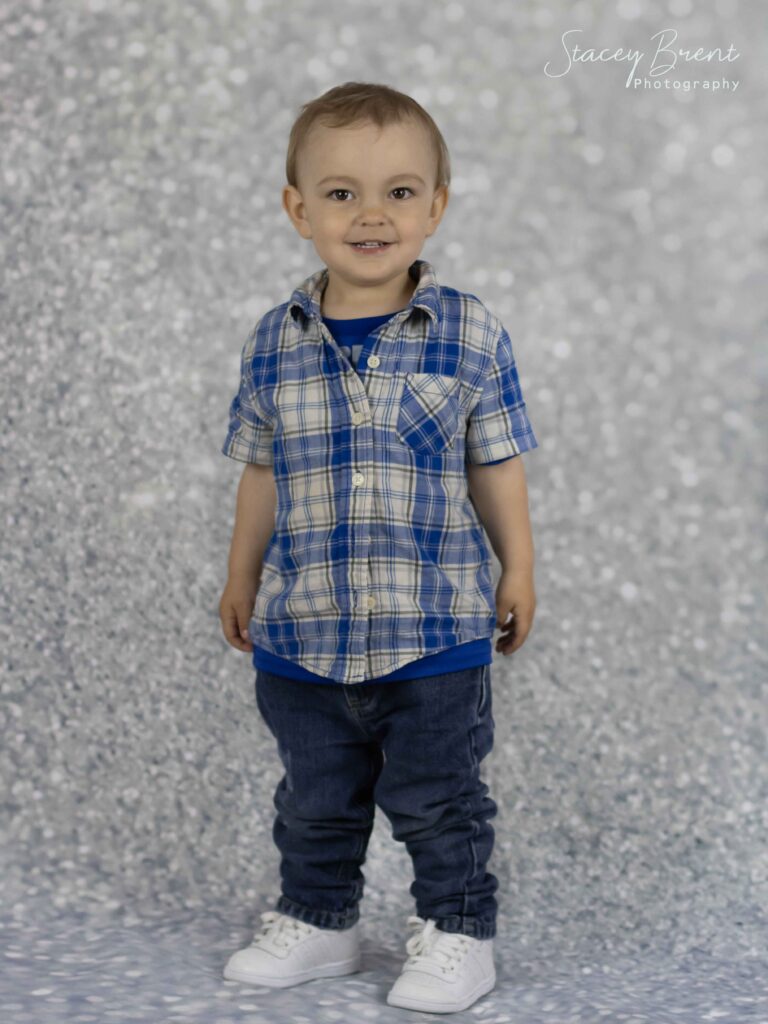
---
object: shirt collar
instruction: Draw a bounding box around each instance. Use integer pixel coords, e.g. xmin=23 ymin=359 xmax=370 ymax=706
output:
xmin=288 ymin=258 xmax=441 ymax=329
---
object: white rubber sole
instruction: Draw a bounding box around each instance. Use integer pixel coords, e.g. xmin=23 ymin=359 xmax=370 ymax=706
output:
xmin=223 ymin=951 xmax=362 ymax=988
xmin=386 ymin=968 xmax=496 ymax=1013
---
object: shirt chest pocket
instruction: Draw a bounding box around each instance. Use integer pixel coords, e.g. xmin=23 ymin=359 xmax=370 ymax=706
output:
xmin=396 ymin=372 xmax=462 ymax=455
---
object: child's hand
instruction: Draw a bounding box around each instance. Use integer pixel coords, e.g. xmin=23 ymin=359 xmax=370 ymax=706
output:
xmin=219 ymin=574 xmax=259 ymax=653
xmin=494 ymin=567 xmax=536 ymax=655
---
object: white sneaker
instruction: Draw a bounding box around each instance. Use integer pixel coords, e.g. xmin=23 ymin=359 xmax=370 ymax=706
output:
xmin=386 ymin=915 xmax=496 ymax=1013
xmin=223 ymin=910 xmax=362 ymax=988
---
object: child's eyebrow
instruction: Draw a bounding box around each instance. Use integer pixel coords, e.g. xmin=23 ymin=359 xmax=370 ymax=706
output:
xmin=316 ymin=173 xmax=426 ymax=187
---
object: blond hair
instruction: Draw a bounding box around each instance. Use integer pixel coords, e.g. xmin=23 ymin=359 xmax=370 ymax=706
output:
xmin=285 ymin=81 xmax=451 ymax=191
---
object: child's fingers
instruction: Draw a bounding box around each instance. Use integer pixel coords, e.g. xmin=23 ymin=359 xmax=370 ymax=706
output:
xmin=221 ymin=605 xmax=252 ymax=651
xmin=236 ymin=606 xmax=255 ymax=651
xmin=496 ymin=614 xmax=533 ymax=653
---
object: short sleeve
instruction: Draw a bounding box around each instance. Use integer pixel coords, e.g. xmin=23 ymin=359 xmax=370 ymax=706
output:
xmin=465 ymin=324 xmax=538 ymax=464
xmin=221 ymin=331 xmax=274 ymax=466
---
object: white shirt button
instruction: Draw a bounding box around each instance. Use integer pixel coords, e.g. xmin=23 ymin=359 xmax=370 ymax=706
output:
xmin=367 ymin=596 xmax=376 ymax=609
xmin=351 ymin=411 xmax=364 ymax=425
xmin=352 ymin=473 xmax=365 ymax=486
xmin=367 ymin=355 xmax=380 ymax=368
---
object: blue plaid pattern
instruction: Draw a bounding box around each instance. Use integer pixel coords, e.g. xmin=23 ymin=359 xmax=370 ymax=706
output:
xmin=222 ymin=259 xmax=538 ymax=684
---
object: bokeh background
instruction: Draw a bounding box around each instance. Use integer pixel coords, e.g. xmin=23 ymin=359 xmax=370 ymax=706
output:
xmin=2 ymin=0 xmax=767 ymax=1021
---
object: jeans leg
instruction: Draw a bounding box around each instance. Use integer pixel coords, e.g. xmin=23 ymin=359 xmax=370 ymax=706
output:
xmin=370 ymin=664 xmax=498 ymax=939
xmin=255 ymin=669 xmax=383 ymax=931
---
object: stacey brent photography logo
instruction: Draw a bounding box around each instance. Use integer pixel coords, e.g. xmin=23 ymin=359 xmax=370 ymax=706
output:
xmin=544 ymin=27 xmax=740 ymax=92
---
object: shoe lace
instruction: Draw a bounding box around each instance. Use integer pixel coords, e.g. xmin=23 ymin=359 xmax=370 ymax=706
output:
xmin=404 ymin=915 xmax=471 ymax=975
xmin=254 ymin=910 xmax=314 ymax=949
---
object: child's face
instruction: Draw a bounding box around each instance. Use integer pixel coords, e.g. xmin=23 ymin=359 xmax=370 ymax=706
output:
xmin=283 ymin=118 xmax=448 ymax=291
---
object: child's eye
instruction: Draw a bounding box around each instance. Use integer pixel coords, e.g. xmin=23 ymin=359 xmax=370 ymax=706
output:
xmin=391 ymin=187 xmax=414 ymax=199
xmin=328 ymin=189 xmax=352 ymax=201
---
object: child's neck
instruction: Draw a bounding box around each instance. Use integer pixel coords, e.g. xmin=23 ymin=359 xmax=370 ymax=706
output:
xmin=321 ymin=269 xmax=416 ymax=319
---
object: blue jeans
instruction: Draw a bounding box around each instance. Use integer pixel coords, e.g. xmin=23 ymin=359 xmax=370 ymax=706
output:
xmin=254 ymin=663 xmax=498 ymax=939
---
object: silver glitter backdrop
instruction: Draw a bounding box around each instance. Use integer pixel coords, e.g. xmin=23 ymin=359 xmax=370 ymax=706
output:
xmin=2 ymin=0 xmax=767 ymax=1021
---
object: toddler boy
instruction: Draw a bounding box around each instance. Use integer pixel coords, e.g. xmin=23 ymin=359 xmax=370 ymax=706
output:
xmin=219 ymin=81 xmax=538 ymax=1014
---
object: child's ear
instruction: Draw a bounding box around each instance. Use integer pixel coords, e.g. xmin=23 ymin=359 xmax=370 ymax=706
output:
xmin=427 ymin=185 xmax=449 ymax=233
xmin=282 ymin=185 xmax=312 ymax=240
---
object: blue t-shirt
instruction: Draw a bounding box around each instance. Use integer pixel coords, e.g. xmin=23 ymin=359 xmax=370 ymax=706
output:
xmin=251 ymin=308 xmax=508 ymax=684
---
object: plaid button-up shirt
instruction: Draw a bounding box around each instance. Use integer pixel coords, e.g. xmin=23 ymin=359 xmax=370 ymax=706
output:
xmin=222 ymin=258 xmax=538 ymax=685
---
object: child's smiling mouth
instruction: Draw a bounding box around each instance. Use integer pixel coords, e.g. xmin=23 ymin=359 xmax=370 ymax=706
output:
xmin=347 ymin=241 xmax=395 ymax=254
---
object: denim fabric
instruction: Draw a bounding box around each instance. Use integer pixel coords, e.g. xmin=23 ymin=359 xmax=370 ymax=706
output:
xmin=254 ymin=663 xmax=499 ymax=939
